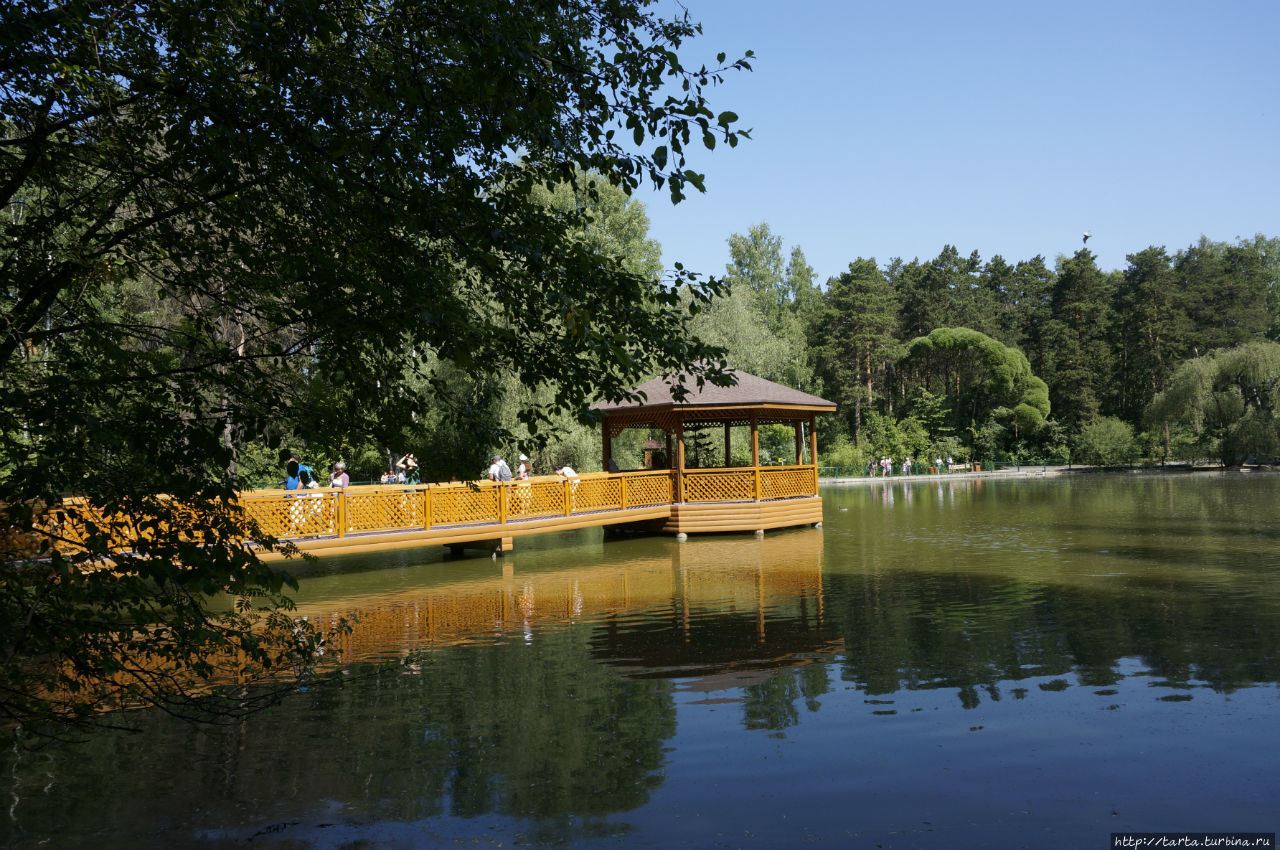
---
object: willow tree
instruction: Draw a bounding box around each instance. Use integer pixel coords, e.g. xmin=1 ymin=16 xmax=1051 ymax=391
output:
xmin=1145 ymin=342 xmax=1280 ymax=466
xmin=0 ymin=0 xmax=750 ymax=728
xmin=901 ymin=327 xmax=1050 ymax=447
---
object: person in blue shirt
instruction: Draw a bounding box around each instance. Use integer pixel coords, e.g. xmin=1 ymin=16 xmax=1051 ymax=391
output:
xmin=284 ymin=455 xmax=316 ymax=490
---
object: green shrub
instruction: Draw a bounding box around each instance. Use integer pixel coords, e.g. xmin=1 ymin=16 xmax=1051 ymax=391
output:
xmin=821 ymin=433 xmax=863 ymax=469
xmin=1076 ymin=416 xmax=1136 ymax=466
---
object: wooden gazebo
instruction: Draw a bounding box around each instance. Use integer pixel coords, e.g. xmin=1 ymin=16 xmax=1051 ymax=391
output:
xmin=205 ymin=370 xmax=835 ymax=560
xmin=592 ymin=370 xmax=836 ymax=535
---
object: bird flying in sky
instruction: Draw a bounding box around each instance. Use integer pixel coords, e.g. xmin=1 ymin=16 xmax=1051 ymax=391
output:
xmin=1082 ymin=230 xmax=1092 ymax=244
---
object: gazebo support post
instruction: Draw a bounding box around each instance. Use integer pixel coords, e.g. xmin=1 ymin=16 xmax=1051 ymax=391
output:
xmin=751 ymin=413 xmax=760 ymax=501
xmin=675 ymin=422 xmax=686 ymax=503
xmin=809 ymin=414 xmax=819 ymax=490
xmin=750 ymin=413 xmax=760 ymax=466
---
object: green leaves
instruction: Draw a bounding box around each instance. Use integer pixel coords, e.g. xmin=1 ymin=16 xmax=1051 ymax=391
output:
xmin=0 ymin=0 xmax=749 ymax=728
xmin=902 ymin=327 xmax=1050 ymax=440
xmin=1146 ymin=342 xmax=1280 ymax=465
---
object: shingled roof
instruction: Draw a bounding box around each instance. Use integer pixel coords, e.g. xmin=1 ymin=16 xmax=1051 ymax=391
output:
xmin=593 ymin=370 xmax=835 ymax=413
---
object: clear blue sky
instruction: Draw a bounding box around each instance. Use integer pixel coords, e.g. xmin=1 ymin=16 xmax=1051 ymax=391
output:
xmin=640 ymin=0 xmax=1280 ymax=283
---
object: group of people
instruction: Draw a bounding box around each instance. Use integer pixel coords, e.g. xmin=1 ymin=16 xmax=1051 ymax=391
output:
xmin=282 ymin=450 xmax=590 ymax=490
xmin=869 ymin=456 xmax=914 ymax=477
xmin=379 ymin=454 xmax=419 ymax=485
xmin=282 ymin=453 xmax=414 ymax=490
xmin=487 ymin=453 xmax=579 ymax=482
xmin=283 ymin=456 xmax=350 ymax=490
xmin=862 ymin=455 xmax=961 ymax=478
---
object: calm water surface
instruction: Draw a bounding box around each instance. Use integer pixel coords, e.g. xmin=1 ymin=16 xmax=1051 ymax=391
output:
xmin=4 ymin=473 xmax=1278 ymax=848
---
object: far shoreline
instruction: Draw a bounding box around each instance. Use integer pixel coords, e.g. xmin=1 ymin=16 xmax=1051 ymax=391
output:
xmin=819 ymin=462 xmax=1276 ymax=486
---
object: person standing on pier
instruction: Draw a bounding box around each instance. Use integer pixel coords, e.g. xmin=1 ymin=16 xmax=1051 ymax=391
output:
xmin=330 ymin=461 xmax=349 ymax=489
xmin=284 ymin=455 xmax=315 ymax=491
xmin=489 ymin=454 xmax=513 ymax=482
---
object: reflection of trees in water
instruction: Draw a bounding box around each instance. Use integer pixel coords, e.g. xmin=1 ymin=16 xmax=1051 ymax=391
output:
xmin=419 ymin=632 xmax=674 ymax=823
xmin=2 ymin=629 xmax=676 ymax=843
xmin=824 ymin=568 xmax=1280 ymax=708
xmin=742 ymin=663 xmax=832 ymax=732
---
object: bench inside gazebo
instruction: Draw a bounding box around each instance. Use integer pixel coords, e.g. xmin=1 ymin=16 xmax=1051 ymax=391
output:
xmin=593 ymin=369 xmax=835 ymax=535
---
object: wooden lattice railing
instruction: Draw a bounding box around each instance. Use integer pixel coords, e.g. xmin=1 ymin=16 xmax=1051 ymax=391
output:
xmin=760 ymin=466 xmax=819 ymax=500
xmin=682 ymin=466 xmax=819 ymax=503
xmin=683 ymin=469 xmax=755 ymax=502
xmin=6 ymin=467 xmax=819 ymax=553
xmin=236 ymin=466 xmax=815 ymax=541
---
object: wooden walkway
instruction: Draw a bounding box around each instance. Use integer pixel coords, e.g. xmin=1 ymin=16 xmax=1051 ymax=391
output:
xmin=244 ymin=466 xmax=823 ymax=558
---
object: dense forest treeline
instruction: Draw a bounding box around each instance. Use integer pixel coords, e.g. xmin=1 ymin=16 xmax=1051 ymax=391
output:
xmin=227 ymin=207 xmax=1280 ymax=482
xmin=691 ymin=223 xmax=1280 ymax=470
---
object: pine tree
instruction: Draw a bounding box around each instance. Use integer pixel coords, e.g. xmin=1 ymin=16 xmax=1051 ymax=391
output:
xmin=811 ymin=259 xmax=901 ymax=442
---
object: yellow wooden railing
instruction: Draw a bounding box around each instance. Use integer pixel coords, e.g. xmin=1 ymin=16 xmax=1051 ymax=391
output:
xmin=238 ymin=465 xmax=818 ymax=541
xmin=681 ymin=465 xmax=819 ymax=503
xmin=6 ymin=466 xmax=819 ymax=555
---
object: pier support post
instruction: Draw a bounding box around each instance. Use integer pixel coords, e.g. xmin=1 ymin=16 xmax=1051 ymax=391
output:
xmin=448 ymin=537 xmax=513 ymax=558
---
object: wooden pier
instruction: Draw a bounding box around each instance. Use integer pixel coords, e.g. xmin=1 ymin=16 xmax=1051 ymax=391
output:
xmin=9 ymin=371 xmax=835 ymax=562
xmin=245 ymin=465 xmax=823 ymax=558
xmin=249 ymin=370 xmax=836 ymax=558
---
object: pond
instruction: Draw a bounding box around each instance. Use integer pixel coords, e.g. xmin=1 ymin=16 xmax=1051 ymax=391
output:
xmin=3 ymin=472 xmax=1278 ymax=848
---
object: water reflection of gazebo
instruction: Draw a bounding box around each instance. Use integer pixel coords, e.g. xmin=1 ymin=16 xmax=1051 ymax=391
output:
xmin=298 ymin=530 xmax=830 ymax=666
xmin=592 ymin=370 xmax=836 ymax=535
